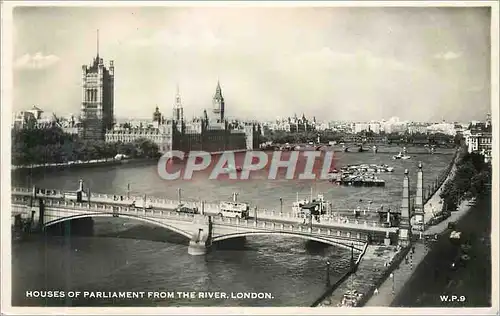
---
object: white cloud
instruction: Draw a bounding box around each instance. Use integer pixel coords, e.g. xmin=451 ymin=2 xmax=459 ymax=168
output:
xmin=283 ymin=48 xmax=414 ymax=74
xmin=434 ymin=51 xmax=462 ymax=60
xmin=129 ymin=29 xmax=221 ymax=51
xmin=14 ymin=52 xmax=60 ymax=70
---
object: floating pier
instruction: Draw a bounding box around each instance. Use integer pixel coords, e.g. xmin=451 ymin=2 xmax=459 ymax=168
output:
xmin=331 ymin=178 xmax=385 ymax=187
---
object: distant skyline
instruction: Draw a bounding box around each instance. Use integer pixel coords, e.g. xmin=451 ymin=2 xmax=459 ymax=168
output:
xmin=12 ymin=5 xmax=491 ymax=122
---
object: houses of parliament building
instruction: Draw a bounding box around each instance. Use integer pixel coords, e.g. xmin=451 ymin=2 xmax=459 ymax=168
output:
xmin=104 ymin=82 xmax=261 ymax=153
xmin=76 ymin=35 xmax=260 ymax=153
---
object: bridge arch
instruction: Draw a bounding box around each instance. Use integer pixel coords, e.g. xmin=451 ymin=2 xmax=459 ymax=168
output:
xmin=43 ymin=213 xmax=193 ymax=240
xmin=212 ymin=231 xmax=365 ymax=252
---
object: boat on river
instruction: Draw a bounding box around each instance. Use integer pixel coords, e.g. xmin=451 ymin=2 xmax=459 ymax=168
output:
xmin=392 ymin=152 xmax=411 ymax=160
xmin=336 ymin=164 xmax=394 ymax=173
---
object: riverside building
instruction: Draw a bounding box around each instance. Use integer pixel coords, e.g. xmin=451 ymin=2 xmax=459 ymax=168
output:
xmin=105 ymin=82 xmax=261 ymax=153
xmin=463 ymin=114 xmax=492 ymax=162
xmin=78 ymin=31 xmax=115 ymax=141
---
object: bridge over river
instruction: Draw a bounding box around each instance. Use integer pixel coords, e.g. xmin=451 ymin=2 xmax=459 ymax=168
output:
xmin=12 ymin=189 xmax=396 ymax=255
xmin=11 ymin=155 xmax=451 ymax=257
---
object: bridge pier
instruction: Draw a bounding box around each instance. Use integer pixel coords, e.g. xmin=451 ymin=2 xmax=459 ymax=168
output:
xmin=187 ymin=214 xmax=213 ymax=256
xmin=26 ymin=198 xmax=45 ymax=232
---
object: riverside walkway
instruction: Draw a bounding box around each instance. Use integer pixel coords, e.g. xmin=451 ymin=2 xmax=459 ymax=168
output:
xmin=316 ymin=148 xmax=462 ymax=307
xmin=363 ymin=149 xmax=469 ymax=307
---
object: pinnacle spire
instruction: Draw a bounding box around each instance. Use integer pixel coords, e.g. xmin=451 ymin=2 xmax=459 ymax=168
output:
xmin=96 ymin=29 xmax=100 ymax=59
xmin=174 ymin=83 xmax=183 ymax=114
xmin=214 ymin=79 xmax=222 ymax=99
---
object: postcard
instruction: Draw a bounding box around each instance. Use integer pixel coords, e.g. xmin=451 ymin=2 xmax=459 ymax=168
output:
xmin=1 ymin=1 xmax=498 ymax=315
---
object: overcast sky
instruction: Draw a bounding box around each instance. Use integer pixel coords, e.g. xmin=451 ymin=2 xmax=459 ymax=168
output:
xmin=12 ymin=5 xmax=491 ymax=122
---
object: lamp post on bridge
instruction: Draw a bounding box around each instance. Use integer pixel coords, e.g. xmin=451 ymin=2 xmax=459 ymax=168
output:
xmin=127 ymin=183 xmax=130 ymax=199
xmin=309 ymin=211 xmax=313 ymax=232
xmin=178 ymin=188 xmax=182 ymax=205
xmin=350 ymin=242 xmax=355 ymax=272
xmin=279 ymin=197 xmax=283 ymax=216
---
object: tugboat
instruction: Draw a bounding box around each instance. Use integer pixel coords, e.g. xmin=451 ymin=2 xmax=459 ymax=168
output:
xmin=392 ymin=152 xmax=411 ymax=160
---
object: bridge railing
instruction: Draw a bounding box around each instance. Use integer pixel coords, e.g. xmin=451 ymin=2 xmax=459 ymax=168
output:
xmin=12 ymin=187 xmax=393 ymax=224
xmin=12 ymin=186 xmax=388 ymax=214
xmin=212 ymin=216 xmax=387 ymax=241
xmin=254 ymin=210 xmax=383 ymax=227
xmin=20 ymin=199 xmax=198 ymax=223
xmin=212 ymin=216 xmax=367 ymax=247
xmin=12 ymin=194 xmax=388 ymax=231
xmin=11 ymin=187 xmax=32 ymax=194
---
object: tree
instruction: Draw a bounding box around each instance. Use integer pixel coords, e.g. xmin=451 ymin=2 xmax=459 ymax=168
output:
xmin=439 ymin=151 xmax=492 ymax=208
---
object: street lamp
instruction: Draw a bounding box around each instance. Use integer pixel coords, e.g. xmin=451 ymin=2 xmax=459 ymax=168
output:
xmin=127 ymin=183 xmax=130 ymax=199
xmin=350 ymin=243 xmax=355 ymax=271
xmin=390 ymin=273 xmax=395 ymax=295
xmin=177 ymin=188 xmax=182 ymax=204
xmin=309 ymin=210 xmax=313 ymax=232
xmin=326 ymin=261 xmax=331 ymax=287
xmin=279 ymin=197 xmax=283 ymax=215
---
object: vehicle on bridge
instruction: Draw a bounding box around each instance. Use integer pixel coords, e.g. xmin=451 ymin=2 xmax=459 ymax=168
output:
xmin=64 ymin=191 xmax=89 ymax=202
xmin=130 ymin=200 xmax=153 ymax=209
xmin=292 ymin=194 xmax=328 ymax=215
xmin=298 ymin=201 xmax=327 ymax=217
xmin=219 ymin=201 xmax=250 ymax=219
xmin=175 ymin=204 xmax=199 ymax=214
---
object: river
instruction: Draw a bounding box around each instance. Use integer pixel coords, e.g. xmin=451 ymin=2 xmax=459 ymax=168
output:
xmin=11 ymin=148 xmax=454 ymax=307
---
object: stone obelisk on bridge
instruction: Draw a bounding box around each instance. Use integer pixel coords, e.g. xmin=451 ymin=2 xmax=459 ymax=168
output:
xmin=412 ymin=162 xmax=425 ymax=231
xmin=398 ymin=169 xmax=412 ymax=246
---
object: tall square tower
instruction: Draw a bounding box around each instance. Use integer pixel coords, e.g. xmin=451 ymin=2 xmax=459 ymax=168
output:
xmin=78 ymin=31 xmax=114 ymax=140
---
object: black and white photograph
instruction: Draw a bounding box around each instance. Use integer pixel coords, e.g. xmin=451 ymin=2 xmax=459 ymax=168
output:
xmin=1 ymin=1 xmax=498 ymax=314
